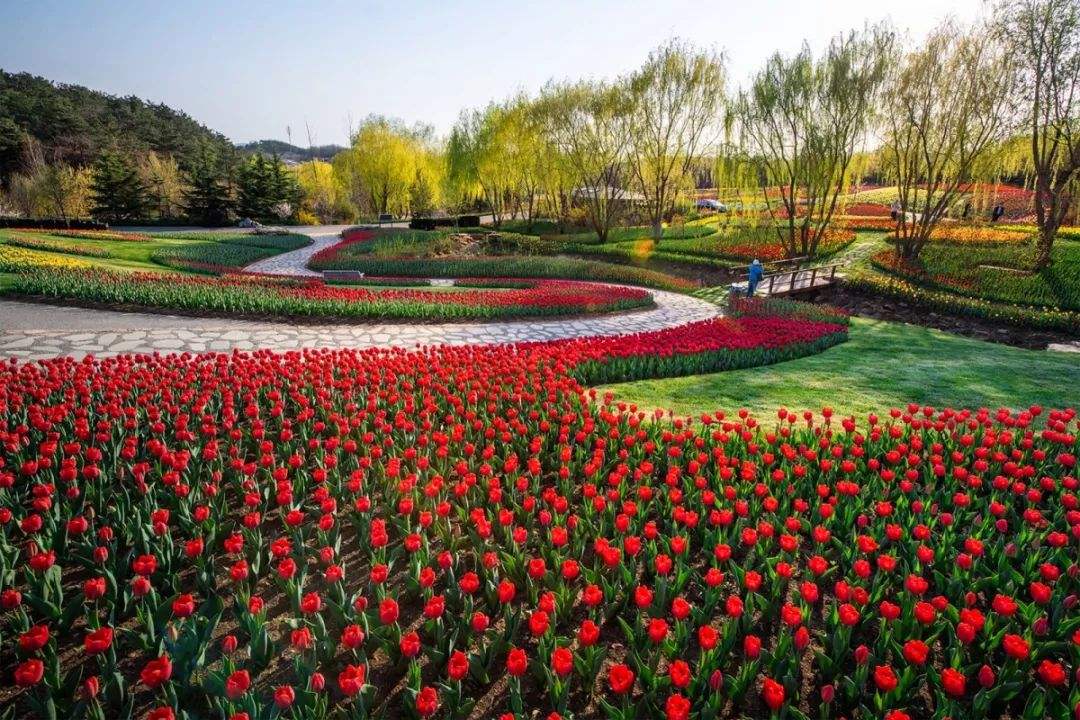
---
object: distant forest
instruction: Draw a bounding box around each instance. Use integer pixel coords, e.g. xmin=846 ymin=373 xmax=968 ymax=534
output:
xmin=0 ymin=70 xmax=235 ymax=176
xmin=236 ymin=140 xmax=345 ymax=163
xmin=0 ymin=71 xmax=346 ymax=225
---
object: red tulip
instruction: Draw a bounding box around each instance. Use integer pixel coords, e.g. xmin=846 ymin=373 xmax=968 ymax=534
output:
xmin=225 ymin=670 xmax=251 ymax=699
xmin=274 ymin=686 xmax=295 ymax=709
xmin=337 ymin=664 xmax=366 ymax=696
xmin=140 ymin=656 xmax=173 ymax=688
xmin=14 ymin=659 xmax=44 ymax=687
xmin=84 ymin=627 xmax=113 ymax=655
xmin=609 ymin=663 xmax=635 ymax=694
xmin=448 ymin=650 xmax=469 ymax=681
xmin=941 ymin=668 xmax=967 ymax=698
xmin=762 ymin=677 xmax=785 ymax=710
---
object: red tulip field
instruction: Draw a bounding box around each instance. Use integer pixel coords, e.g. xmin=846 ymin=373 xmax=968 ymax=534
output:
xmin=0 ymin=307 xmax=1077 ymax=720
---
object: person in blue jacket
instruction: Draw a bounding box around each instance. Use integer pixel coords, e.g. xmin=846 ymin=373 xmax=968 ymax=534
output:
xmin=747 ymin=258 xmax=764 ymax=296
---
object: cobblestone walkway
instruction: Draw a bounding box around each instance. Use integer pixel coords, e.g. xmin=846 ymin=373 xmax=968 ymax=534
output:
xmin=0 ymin=229 xmax=721 ymax=360
xmin=243 ymin=230 xmax=339 ymax=276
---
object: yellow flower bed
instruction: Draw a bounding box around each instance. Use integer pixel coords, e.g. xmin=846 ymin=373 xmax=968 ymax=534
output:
xmin=0 ymin=245 xmax=95 ymax=273
xmin=928 ymin=225 xmax=1033 ymax=245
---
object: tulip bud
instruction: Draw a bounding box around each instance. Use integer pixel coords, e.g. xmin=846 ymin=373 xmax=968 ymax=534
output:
xmin=221 ymin=634 xmax=238 ymax=653
xmin=794 ymin=626 xmax=810 ymax=650
xmin=83 ymin=675 xmax=100 ymax=699
xmin=1033 ymin=617 xmax=1049 ymax=636
xmin=1005 ymin=543 xmax=1017 ymax=557
xmin=1065 ymin=594 xmax=1078 ymax=609
xmin=310 ymin=672 xmax=325 ymax=692
xmin=854 ymin=645 xmax=869 ymax=665
xmin=709 ymin=670 xmax=723 ymax=691
xmin=821 ymin=684 xmax=835 ymax=703
xmin=978 ymin=665 xmax=995 ymax=688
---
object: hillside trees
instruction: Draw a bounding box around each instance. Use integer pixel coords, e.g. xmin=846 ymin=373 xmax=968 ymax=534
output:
xmin=138 ymin=152 xmax=186 ymax=220
xmin=0 ymin=69 xmax=233 ymax=177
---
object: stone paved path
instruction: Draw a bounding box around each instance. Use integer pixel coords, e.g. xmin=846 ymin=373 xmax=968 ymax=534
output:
xmin=0 ymin=229 xmax=721 ymax=361
xmin=244 ymin=230 xmax=339 ymax=276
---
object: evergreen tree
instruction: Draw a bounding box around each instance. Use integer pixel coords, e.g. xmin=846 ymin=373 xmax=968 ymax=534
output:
xmin=267 ymin=153 xmax=301 ymax=219
xmin=183 ymin=150 xmax=234 ymax=226
xmin=237 ymin=153 xmax=271 ymax=219
xmin=237 ymin=153 xmax=301 ymax=221
xmin=89 ymin=152 xmax=148 ymax=224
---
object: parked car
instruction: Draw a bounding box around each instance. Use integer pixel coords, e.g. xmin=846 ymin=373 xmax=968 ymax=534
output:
xmin=696 ymin=198 xmax=728 ymax=212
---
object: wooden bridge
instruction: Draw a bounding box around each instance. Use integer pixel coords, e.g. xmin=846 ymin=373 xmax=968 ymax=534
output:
xmin=732 ymin=262 xmax=843 ymax=297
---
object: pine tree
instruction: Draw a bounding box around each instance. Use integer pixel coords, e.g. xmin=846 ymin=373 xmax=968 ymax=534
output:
xmin=267 ymin=154 xmax=301 ymax=220
xmin=89 ymin=152 xmax=148 ymax=224
xmin=237 ymin=154 xmax=271 ymax=220
xmin=183 ymin=150 xmax=234 ymax=226
xmin=236 ymin=153 xmax=302 ymax=221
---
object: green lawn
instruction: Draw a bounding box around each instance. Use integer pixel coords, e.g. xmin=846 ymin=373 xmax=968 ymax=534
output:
xmin=601 ymin=317 xmax=1080 ymax=419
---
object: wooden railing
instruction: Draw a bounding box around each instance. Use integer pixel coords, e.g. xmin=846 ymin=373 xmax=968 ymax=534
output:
xmin=732 ymin=256 xmax=809 ymax=281
xmin=733 ymin=262 xmax=844 ymax=296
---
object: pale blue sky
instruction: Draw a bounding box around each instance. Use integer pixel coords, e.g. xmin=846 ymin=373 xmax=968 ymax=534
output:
xmin=2 ymin=0 xmax=983 ymax=145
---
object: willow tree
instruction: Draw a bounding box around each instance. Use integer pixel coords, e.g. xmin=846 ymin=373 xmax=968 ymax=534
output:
xmin=883 ymin=22 xmax=1015 ymax=259
xmin=999 ymin=0 xmax=1080 ymax=268
xmin=736 ymin=25 xmax=892 ymax=258
xmin=335 ymin=116 xmax=428 ymax=217
xmin=447 ymin=103 xmax=518 ymax=226
xmin=538 ymin=80 xmax=635 ymax=242
xmin=502 ymin=96 xmax=548 ymax=229
xmin=627 ymin=39 xmax=726 ymax=241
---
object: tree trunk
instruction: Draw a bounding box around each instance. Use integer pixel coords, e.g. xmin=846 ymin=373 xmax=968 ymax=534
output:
xmin=1034 ymin=223 xmax=1055 ymax=270
xmin=651 ymin=218 xmax=663 ymax=242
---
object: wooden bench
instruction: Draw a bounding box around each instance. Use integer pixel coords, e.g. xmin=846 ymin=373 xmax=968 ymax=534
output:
xmin=322 ymin=270 xmax=366 ymax=282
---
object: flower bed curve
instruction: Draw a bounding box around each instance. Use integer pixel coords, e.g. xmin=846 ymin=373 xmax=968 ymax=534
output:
xmin=7 ymin=270 xmax=655 ymax=322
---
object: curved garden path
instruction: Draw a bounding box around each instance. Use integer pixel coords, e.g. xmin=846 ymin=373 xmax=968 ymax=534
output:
xmin=0 ymin=228 xmax=721 ymax=361
xmin=243 ymin=229 xmax=340 ymax=276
